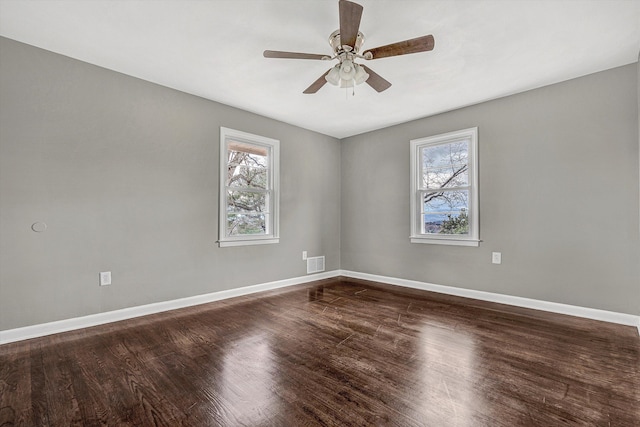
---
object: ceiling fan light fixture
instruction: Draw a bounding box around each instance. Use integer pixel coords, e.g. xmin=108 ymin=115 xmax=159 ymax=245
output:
xmin=339 ymin=59 xmax=356 ymax=81
xmin=354 ymin=63 xmax=369 ymax=84
xmin=325 ymin=65 xmax=341 ymax=86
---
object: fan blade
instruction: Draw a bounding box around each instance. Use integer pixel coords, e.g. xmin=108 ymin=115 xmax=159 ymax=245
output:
xmin=303 ymin=70 xmax=331 ymax=94
xmin=361 ymin=65 xmax=391 ymax=92
xmin=339 ymin=0 xmax=363 ymax=50
xmin=363 ymin=35 xmax=435 ymax=59
xmin=264 ymin=50 xmax=329 ymax=60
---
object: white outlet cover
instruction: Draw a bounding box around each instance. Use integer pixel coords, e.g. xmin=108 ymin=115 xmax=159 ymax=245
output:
xmin=100 ymin=271 xmax=112 ymax=286
xmin=492 ymin=252 xmax=502 ymax=264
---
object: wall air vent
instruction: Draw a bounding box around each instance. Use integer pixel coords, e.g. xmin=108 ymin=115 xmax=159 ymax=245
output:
xmin=307 ymin=256 xmax=325 ymax=274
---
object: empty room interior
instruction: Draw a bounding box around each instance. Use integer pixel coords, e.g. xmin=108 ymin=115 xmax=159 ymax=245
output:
xmin=1 ymin=0 xmax=639 ymax=425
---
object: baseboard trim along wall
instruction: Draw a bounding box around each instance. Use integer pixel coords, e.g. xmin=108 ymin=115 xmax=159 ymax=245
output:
xmin=2 ymin=269 xmax=638 ymax=344
xmin=0 ymin=270 xmax=340 ymax=345
xmin=340 ymin=270 xmax=640 ymax=335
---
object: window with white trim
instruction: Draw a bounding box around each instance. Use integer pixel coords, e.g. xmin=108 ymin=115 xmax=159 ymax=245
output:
xmin=219 ymin=127 xmax=279 ymax=247
xmin=410 ymin=127 xmax=479 ymax=246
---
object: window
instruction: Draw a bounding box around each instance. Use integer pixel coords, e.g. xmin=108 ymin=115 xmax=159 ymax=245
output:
xmin=410 ymin=127 xmax=479 ymax=246
xmin=219 ymin=127 xmax=279 ymax=247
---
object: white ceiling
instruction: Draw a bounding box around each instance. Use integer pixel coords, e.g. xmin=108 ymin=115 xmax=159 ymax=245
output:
xmin=1 ymin=0 xmax=639 ymax=138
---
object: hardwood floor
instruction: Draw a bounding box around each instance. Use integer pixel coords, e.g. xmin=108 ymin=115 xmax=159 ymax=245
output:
xmin=1 ymin=277 xmax=639 ymax=426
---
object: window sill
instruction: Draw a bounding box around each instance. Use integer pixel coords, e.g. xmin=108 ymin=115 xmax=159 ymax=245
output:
xmin=218 ymin=238 xmax=279 ymax=248
xmin=410 ymin=237 xmax=480 ymax=247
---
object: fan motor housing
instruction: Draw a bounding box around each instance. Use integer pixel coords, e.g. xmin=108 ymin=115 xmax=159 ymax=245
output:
xmin=329 ymin=29 xmax=365 ymax=54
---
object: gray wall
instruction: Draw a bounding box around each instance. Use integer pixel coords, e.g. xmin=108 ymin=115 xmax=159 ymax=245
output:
xmin=1 ymin=36 xmax=639 ymax=332
xmin=0 ymin=37 xmax=341 ymax=330
xmin=341 ymin=64 xmax=640 ymax=316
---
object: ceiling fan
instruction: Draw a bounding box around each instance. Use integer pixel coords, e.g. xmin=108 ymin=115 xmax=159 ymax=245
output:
xmin=263 ymin=0 xmax=435 ymax=94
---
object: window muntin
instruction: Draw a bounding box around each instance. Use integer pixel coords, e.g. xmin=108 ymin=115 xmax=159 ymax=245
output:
xmin=410 ymin=128 xmax=479 ymax=246
xmin=219 ymin=128 xmax=279 ymax=247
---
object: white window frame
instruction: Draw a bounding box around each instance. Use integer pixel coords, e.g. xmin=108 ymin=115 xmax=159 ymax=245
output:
xmin=219 ymin=127 xmax=279 ymax=247
xmin=410 ymin=127 xmax=479 ymax=247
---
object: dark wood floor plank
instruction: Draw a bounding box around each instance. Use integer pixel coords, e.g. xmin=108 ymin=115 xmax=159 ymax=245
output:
xmin=1 ymin=277 xmax=638 ymax=426
xmin=0 ymin=343 xmax=33 ymax=426
xmin=27 ymin=342 xmax=51 ymax=427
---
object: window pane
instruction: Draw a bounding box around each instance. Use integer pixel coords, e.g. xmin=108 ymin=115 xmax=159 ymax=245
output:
xmin=423 ymin=190 xmax=468 ymax=213
xmin=422 ymin=211 xmax=469 ymax=235
xmin=422 ymin=141 xmax=468 ymax=169
xmin=227 ymin=142 xmax=269 ymax=189
xmin=227 ymin=190 xmax=267 ymax=213
xmin=422 ymin=189 xmax=469 ymax=235
xmin=421 ymin=141 xmax=469 ymax=189
xmin=227 ymin=165 xmax=267 ymax=189
xmin=423 ymin=167 xmax=468 ymax=189
xmin=227 ymin=213 xmax=267 ymax=236
xmin=228 ymin=141 xmax=268 ymax=165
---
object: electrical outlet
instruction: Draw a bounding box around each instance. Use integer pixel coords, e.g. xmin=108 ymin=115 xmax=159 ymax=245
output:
xmin=99 ymin=271 xmax=112 ymax=286
xmin=302 ymin=251 xmax=307 ymax=260
xmin=492 ymin=252 xmax=502 ymax=264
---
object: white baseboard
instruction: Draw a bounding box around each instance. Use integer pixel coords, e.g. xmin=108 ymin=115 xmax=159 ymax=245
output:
xmin=0 ymin=270 xmax=340 ymax=345
xmin=339 ymin=270 xmax=640 ymax=331
xmin=3 ymin=269 xmax=638 ymax=345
